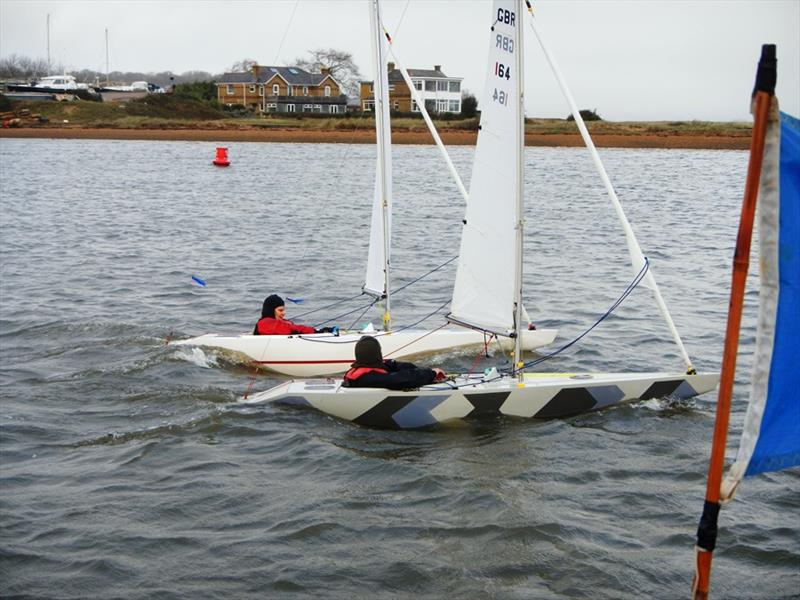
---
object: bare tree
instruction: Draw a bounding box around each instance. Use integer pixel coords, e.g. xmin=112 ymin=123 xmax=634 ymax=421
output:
xmin=229 ymin=58 xmax=257 ymax=73
xmin=294 ymin=48 xmax=361 ymax=96
xmin=0 ymin=54 xmax=59 ymax=79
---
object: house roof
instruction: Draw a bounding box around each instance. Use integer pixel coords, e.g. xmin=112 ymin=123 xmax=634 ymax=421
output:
xmin=364 ymin=67 xmax=463 ymax=84
xmin=217 ymin=66 xmax=341 ymax=87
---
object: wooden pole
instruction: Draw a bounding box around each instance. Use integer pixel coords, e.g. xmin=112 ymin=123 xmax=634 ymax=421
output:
xmin=692 ymin=44 xmax=776 ymax=600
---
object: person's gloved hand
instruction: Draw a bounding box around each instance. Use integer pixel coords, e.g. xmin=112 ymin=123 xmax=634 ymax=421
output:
xmin=317 ymin=326 xmax=339 ymax=335
xmin=432 ymin=367 xmax=447 ymax=382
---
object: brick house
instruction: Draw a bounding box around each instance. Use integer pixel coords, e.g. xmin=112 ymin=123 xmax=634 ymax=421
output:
xmin=359 ymin=64 xmax=463 ymax=114
xmin=216 ymin=65 xmax=348 ymax=114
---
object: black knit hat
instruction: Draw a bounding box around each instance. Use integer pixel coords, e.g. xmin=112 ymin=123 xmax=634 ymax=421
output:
xmin=351 ymin=335 xmax=384 ymax=369
xmin=261 ymin=294 xmax=285 ymax=318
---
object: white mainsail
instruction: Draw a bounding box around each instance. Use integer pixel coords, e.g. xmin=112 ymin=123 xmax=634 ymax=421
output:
xmin=449 ymin=0 xmax=522 ymax=336
xmin=363 ymin=0 xmax=393 ymax=301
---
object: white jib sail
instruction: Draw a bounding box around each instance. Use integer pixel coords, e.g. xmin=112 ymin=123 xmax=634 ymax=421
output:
xmin=363 ymin=0 xmax=393 ymax=298
xmin=450 ymin=0 xmax=522 ymax=335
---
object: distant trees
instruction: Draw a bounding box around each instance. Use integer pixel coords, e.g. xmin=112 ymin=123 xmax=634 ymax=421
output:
xmin=0 ymin=53 xmax=216 ymax=88
xmin=174 ymin=81 xmax=218 ymax=104
xmin=294 ymin=48 xmax=361 ymax=96
xmin=0 ymin=54 xmax=62 ymax=79
xmin=567 ymin=109 xmax=602 ymax=121
xmin=461 ymin=92 xmax=478 ymax=118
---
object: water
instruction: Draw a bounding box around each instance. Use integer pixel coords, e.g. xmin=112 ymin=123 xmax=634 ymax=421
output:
xmin=1 ymin=138 xmax=797 ymax=599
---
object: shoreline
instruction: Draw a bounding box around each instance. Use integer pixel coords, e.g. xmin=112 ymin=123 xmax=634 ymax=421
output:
xmin=0 ymin=126 xmax=750 ymax=149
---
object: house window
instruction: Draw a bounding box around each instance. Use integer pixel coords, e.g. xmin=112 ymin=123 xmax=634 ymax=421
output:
xmin=288 ymin=86 xmax=294 ymax=96
xmin=286 ymin=104 xmax=296 ymax=112
xmin=363 ymin=100 xmax=375 ymax=111
xmin=324 ymin=85 xmax=331 ymax=97
xmin=389 ymin=84 xmax=395 ymax=91
xmin=302 ymin=104 xmax=313 ymax=112
xmin=437 ymin=80 xmax=448 ymax=92
xmin=272 ymin=84 xmax=279 ymax=95
xmin=303 ymin=86 xmax=309 ymax=96
xmin=449 ymin=100 xmax=460 ymax=112
xmin=413 ymin=80 xmax=422 ymax=90
xmin=266 ymin=103 xmax=277 ymax=111
xmin=226 ymin=84 xmax=234 ymax=95
xmin=449 ymin=81 xmax=461 ymax=93
xmin=258 ymin=85 xmax=264 ymax=96
xmin=392 ymin=101 xmax=399 ymax=111
xmin=412 ymin=100 xmax=419 ymax=112
xmin=437 ymin=99 xmax=448 ymax=111
xmin=313 ymin=104 xmax=322 ymax=113
xmin=425 ymin=99 xmax=436 ymax=112
xmin=329 ymin=105 xmax=339 ymax=114
xmin=249 ymin=85 xmax=256 ymax=93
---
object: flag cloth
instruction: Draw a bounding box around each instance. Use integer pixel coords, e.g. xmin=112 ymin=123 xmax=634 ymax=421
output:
xmin=724 ymin=110 xmax=800 ymax=488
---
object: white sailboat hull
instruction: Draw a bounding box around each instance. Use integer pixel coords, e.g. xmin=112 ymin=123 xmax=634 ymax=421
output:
xmin=171 ymin=327 xmax=558 ymax=377
xmin=241 ymin=371 xmax=719 ymax=429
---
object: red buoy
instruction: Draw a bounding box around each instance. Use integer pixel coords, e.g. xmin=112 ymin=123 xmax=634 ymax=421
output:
xmin=212 ymin=147 xmax=230 ymax=167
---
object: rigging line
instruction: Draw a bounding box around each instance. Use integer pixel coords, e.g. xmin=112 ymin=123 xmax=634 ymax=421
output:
xmin=383 ymin=321 xmax=450 ymax=358
xmin=515 ymin=259 xmax=650 ymax=372
xmin=387 ymin=298 xmax=451 ymax=333
xmin=292 ymin=292 xmax=366 ymax=320
xmin=347 ymin=298 xmax=381 ymax=331
xmin=461 ymin=333 xmax=498 ymax=375
xmin=391 ymin=256 xmax=458 ymax=295
xmin=391 ymin=0 xmax=411 ymax=41
xmin=273 ymin=0 xmax=300 ymax=65
xmin=308 ymin=297 xmax=379 ymax=328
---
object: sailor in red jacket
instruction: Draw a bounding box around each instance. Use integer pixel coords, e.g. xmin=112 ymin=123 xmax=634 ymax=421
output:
xmin=253 ymin=294 xmax=335 ymax=336
xmin=343 ymin=335 xmax=446 ymax=390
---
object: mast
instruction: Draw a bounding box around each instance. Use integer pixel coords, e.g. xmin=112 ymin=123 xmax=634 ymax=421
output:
xmin=105 ymin=28 xmax=109 ymax=84
xmin=46 ymin=14 xmax=51 ymax=74
xmin=512 ymin=0 xmax=525 ymax=375
xmin=365 ymin=0 xmax=392 ymax=330
xmin=691 ymin=44 xmax=777 ymax=600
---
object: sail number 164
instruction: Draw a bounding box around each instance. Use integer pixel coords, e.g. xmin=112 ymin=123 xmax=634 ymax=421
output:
xmin=494 ymin=62 xmax=511 ymax=80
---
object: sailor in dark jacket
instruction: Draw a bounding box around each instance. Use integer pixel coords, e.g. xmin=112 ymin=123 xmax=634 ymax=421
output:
xmin=342 ymin=336 xmax=446 ymax=390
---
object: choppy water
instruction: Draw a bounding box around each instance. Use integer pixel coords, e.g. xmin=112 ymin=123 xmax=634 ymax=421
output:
xmin=1 ymin=137 xmax=797 ymax=599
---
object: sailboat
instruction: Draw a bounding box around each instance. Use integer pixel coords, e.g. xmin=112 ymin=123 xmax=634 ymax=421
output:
xmin=171 ymin=0 xmax=557 ymax=377
xmin=241 ymin=0 xmax=719 ymax=427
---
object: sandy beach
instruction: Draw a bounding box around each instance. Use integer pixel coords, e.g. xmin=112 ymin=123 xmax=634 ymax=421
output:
xmin=0 ymin=126 xmax=750 ymax=149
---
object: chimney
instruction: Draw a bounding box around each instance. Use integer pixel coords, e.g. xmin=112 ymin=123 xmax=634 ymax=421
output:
xmin=434 ymin=64 xmax=441 ymax=72
xmin=251 ymin=64 xmax=260 ymax=80
xmin=320 ymin=67 xmax=330 ymax=75
xmin=387 ymin=62 xmax=395 ymax=72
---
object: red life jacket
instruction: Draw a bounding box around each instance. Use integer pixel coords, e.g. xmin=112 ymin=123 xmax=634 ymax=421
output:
xmin=343 ymin=366 xmax=388 ymax=382
xmin=255 ymin=317 xmax=316 ymax=335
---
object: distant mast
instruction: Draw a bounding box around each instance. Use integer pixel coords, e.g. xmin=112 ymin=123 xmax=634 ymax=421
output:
xmin=46 ymin=13 xmax=51 ymax=74
xmin=105 ymin=28 xmax=109 ymax=84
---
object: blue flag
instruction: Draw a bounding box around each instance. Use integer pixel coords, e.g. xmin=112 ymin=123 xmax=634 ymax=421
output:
xmin=728 ymin=112 xmax=800 ymax=482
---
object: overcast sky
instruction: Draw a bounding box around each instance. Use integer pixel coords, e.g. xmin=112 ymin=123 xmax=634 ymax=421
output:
xmin=1 ymin=0 xmax=798 ymax=121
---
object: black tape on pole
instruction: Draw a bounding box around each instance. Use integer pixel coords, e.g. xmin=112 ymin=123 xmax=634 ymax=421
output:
xmin=753 ymin=44 xmax=777 ymax=97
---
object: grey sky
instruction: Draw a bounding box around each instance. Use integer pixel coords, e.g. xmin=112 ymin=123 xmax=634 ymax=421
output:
xmin=1 ymin=0 xmax=798 ymax=121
